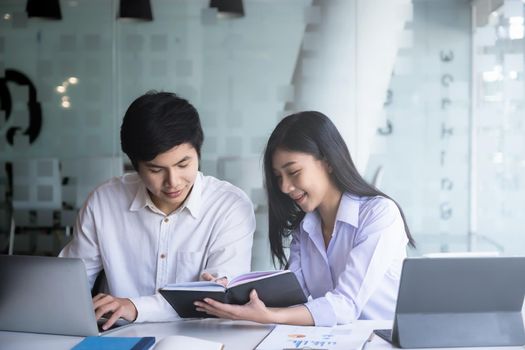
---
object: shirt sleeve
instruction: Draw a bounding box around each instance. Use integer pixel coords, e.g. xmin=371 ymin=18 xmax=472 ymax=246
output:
xmin=129 ymin=294 xmax=179 ymax=323
xmin=58 ymin=193 xmax=103 ymax=288
xmin=304 ymin=197 xmax=408 ymax=326
xmin=288 ymin=229 xmax=310 ymax=297
xmin=200 ymin=196 xmax=256 ymax=281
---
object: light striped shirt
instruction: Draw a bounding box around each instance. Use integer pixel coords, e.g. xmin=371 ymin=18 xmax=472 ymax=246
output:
xmin=289 ymin=194 xmax=408 ymax=326
xmin=60 ymin=171 xmax=255 ymax=322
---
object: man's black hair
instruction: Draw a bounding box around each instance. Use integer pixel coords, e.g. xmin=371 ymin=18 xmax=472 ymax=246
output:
xmin=120 ymin=91 xmax=203 ymax=170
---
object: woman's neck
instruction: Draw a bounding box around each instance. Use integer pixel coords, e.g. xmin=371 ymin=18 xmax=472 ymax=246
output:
xmin=317 ymin=187 xmax=343 ymax=237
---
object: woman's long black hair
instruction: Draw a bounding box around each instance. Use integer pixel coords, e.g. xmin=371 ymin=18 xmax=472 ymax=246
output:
xmin=264 ymin=111 xmax=415 ymax=268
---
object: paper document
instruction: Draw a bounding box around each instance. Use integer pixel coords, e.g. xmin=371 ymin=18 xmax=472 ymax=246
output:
xmin=256 ymin=324 xmax=365 ymax=350
xmin=153 ymin=335 xmax=223 ymax=350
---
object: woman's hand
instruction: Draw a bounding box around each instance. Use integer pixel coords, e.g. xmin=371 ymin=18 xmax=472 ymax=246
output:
xmin=194 ymin=289 xmax=276 ymax=324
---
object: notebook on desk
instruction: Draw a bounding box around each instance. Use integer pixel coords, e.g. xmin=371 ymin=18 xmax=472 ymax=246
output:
xmin=374 ymin=257 xmax=525 ymax=348
xmin=0 ymin=255 xmax=131 ymax=336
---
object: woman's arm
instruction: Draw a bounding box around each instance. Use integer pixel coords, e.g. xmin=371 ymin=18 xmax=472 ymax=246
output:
xmin=194 ymin=289 xmax=314 ymax=325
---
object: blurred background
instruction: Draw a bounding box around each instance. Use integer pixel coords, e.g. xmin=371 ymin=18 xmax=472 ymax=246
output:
xmin=0 ymin=0 xmax=524 ymax=269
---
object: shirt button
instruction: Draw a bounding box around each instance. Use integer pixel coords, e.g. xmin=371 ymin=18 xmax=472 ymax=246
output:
xmin=164 ymin=217 xmax=169 ymax=223
xmin=160 ymin=254 xmax=166 ymax=259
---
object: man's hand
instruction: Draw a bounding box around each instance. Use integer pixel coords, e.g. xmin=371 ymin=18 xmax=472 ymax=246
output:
xmin=201 ymin=272 xmax=228 ymax=287
xmin=92 ymin=293 xmax=137 ymax=330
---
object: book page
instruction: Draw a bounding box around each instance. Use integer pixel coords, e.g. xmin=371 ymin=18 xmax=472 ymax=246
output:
xmin=228 ymin=270 xmax=289 ymax=287
xmin=162 ymin=281 xmax=225 ymax=292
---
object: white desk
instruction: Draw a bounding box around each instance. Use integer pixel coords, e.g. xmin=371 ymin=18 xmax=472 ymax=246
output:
xmin=1 ymin=319 xmax=524 ymax=350
xmin=0 ymin=319 xmax=274 ymax=350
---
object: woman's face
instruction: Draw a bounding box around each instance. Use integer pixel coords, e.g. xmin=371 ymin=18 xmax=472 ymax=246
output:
xmin=272 ymin=148 xmax=338 ymax=212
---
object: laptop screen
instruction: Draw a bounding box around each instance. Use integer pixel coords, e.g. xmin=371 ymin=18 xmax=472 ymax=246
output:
xmin=0 ymin=255 xmax=103 ymax=336
xmin=390 ymin=257 xmax=525 ymax=348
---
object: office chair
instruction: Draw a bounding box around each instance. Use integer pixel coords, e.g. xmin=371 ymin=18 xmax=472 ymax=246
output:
xmin=9 ymin=158 xmax=62 ymax=254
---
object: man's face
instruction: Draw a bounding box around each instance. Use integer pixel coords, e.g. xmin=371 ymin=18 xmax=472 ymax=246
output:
xmin=137 ymin=143 xmax=199 ymax=215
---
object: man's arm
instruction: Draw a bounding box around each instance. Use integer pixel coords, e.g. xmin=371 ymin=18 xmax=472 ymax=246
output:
xmin=59 ymin=196 xmax=102 ymax=288
xmin=59 ymin=194 xmax=138 ymax=329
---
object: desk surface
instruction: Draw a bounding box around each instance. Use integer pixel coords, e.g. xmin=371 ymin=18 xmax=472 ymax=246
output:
xmin=1 ymin=319 xmax=524 ymax=350
xmin=0 ymin=318 xmax=274 ymax=350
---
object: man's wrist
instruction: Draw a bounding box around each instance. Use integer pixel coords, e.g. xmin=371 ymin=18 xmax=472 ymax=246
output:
xmin=127 ymin=298 xmax=138 ymax=322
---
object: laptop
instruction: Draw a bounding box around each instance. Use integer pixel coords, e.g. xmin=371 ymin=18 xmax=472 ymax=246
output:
xmin=374 ymin=257 xmax=525 ymax=348
xmin=0 ymin=254 xmax=131 ymax=336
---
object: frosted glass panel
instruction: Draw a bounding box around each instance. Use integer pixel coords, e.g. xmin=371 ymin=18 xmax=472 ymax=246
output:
xmin=369 ymin=0 xmax=525 ymax=256
xmin=474 ymin=2 xmax=525 ymax=255
xmin=0 ymin=0 xmax=309 ymax=259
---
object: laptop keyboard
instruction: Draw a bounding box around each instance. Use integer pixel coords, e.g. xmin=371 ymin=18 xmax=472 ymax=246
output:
xmin=97 ymin=318 xmax=130 ymax=333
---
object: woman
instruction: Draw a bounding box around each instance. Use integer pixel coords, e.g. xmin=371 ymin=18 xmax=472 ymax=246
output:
xmin=195 ymin=111 xmax=415 ymax=326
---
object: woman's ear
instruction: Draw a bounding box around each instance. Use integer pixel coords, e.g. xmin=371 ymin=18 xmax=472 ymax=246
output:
xmin=323 ymin=159 xmax=333 ymax=173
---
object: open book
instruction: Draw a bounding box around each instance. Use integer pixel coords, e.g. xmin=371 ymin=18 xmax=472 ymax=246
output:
xmin=159 ymin=270 xmax=307 ymax=318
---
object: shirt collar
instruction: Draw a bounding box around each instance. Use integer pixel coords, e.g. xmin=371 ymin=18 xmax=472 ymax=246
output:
xmin=301 ymin=192 xmax=360 ymax=234
xmin=129 ymin=178 xmax=149 ymax=212
xmin=335 ymin=193 xmax=360 ymax=228
xmin=183 ymin=172 xmax=202 ymax=219
xmin=301 ymin=210 xmax=322 ymax=236
xmin=129 ymin=171 xmax=203 ymax=219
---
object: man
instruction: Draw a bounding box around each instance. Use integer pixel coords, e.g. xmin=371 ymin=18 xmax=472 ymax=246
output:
xmin=59 ymin=91 xmax=255 ymax=329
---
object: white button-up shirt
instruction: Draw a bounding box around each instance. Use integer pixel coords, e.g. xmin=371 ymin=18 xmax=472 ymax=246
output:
xmin=59 ymin=172 xmax=255 ymax=322
xmin=289 ymin=194 xmax=408 ymax=326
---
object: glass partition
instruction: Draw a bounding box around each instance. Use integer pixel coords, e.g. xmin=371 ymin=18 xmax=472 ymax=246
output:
xmin=2 ymin=0 xmax=524 ymax=259
xmin=368 ymin=0 xmax=525 ymax=256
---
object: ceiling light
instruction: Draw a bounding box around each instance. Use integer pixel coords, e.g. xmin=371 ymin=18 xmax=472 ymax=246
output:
xmin=26 ymin=0 xmax=62 ymax=20
xmin=118 ymin=0 xmax=153 ymax=21
xmin=209 ymin=0 xmax=244 ymax=19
